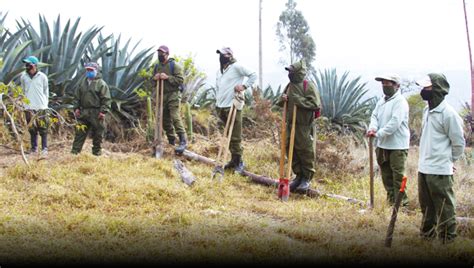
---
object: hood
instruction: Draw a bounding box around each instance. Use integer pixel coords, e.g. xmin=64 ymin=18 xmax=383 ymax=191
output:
xmin=287 ymin=60 xmax=307 ymax=83
xmin=427 ymin=73 xmax=449 ymax=110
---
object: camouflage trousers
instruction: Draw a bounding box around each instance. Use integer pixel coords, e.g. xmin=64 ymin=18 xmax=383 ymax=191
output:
xmin=71 ymin=109 xmax=106 ymax=156
xmin=418 ymin=172 xmax=457 ymax=242
xmin=376 ymin=148 xmax=409 ymax=206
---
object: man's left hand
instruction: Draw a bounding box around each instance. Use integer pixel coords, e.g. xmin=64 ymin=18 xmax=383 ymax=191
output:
xmin=98 ymin=112 xmax=106 ymax=120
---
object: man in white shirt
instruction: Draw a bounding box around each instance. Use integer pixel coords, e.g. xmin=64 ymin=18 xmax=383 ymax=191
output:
xmin=367 ymin=74 xmax=410 ymax=206
xmin=20 ymin=56 xmax=49 ymax=157
xmin=416 ymin=73 xmax=465 ymax=244
xmin=215 ymin=47 xmax=257 ymax=173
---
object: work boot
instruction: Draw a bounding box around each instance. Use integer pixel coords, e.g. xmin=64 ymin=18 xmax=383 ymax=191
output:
xmin=168 ymin=136 xmax=176 ymax=146
xmin=175 ymin=133 xmax=187 ymax=155
xmin=234 ymin=155 xmax=245 ymax=174
xmin=224 ymin=154 xmax=238 ymax=170
xmin=40 ymin=148 xmax=48 ymax=158
xmin=296 ymin=178 xmax=311 ymax=192
xmin=289 ymin=176 xmax=302 ymax=192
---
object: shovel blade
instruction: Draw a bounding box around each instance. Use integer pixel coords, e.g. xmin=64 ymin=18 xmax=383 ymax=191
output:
xmin=155 ymin=146 xmax=163 ymax=159
xmin=211 ymin=165 xmax=224 ymax=182
xmin=278 ymin=178 xmax=290 ymax=201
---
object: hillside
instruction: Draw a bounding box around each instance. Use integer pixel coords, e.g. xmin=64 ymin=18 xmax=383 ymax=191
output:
xmin=0 ymin=132 xmax=473 ymax=266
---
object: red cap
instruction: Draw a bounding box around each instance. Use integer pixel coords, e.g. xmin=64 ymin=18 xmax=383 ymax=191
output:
xmin=157 ymin=45 xmax=169 ymax=54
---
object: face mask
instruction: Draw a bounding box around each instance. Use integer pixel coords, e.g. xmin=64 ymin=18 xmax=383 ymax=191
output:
xmin=219 ymin=55 xmax=231 ymax=65
xmin=86 ymin=70 xmax=97 ymax=79
xmin=158 ymin=55 xmax=166 ymax=63
xmin=420 ymin=89 xmax=433 ymax=101
xmin=288 ymin=73 xmax=296 ymax=82
xmin=382 ymin=86 xmax=395 ymax=97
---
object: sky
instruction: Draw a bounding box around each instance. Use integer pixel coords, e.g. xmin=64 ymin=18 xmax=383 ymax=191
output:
xmin=2 ymin=0 xmax=473 ymax=109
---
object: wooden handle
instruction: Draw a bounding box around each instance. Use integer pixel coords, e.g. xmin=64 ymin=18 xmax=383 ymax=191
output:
xmin=286 ymin=105 xmax=297 ymax=179
xmin=279 ymin=101 xmax=287 ymax=178
xmin=369 ymin=136 xmax=374 ymax=207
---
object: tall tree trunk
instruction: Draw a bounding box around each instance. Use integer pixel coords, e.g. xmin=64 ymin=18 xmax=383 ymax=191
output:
xmin=464 ymin=0 xmax=474 ymax=143
xmin=258 ymin=0 xmax=263 ymax=90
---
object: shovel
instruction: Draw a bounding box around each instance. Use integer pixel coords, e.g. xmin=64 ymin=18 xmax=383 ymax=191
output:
xmin=211 ymin=104 xmax=237 ymax=182
xmin=385 ymin=175 xmax=408 ymax=247
xmin=369 ymin=136 xmax=375 ymax=208
xmin=154 ymin=79 xmax=164 ymax=158
xmin=278 ymin=104 xmax=297 ymax=201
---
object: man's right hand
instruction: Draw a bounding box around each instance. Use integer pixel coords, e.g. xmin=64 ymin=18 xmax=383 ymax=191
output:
xmin=281 ymin=94 xmax=288 ymax=102
xmin=74 ymin=109 xmax=80 ymax=117
xmin=366 ymin=130 xmax=376 ymax=137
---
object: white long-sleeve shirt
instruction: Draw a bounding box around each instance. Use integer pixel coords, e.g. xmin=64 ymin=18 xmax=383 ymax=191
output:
xmin=418 ymin=100 xmax=465 ymax=175
xmin=368 ymin=91 xmax=410 ymax=150
xmin=215 ymin=62 xmax=256 ymax=108
xmin=20 ymin=71 xmax=49 ymax=110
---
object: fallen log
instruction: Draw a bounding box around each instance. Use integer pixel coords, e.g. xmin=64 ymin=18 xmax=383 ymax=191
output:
xmin=181 ymin=149 xmax=366 ymax=206
xmin=173 ymin=159 xmax=196 ymax=186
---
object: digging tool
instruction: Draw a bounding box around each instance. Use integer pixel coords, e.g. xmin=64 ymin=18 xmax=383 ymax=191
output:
xmin=277 ymin=101 xmax=288 ymax=200
xmin=211 ymin=104 xmax=237 ymax=181
xmin=385 ymin=175 xmax=408 ymax=247
xmin=154 ymin=79 xmax=164 ymax=158
xmin=369 ymin=136 xmax=374 ymax=208
xmin=278 ymin=105 xmax=297 ymax=201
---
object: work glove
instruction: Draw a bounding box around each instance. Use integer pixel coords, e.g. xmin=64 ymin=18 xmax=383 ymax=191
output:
xmin=98 ymin=112 xmax=106 ymax=120
xmin=233 ymin=91 xmax=245 ymax=110
xmin=74 ymin=109 xmax=81 ymax=117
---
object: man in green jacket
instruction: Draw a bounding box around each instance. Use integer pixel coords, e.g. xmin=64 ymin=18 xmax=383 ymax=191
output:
xmin=416 ymin=73 xmax=465 ymax=244
xmin=71 ymin=62 xmax=111 ymax=156
xmin=153 ymin=45 xmax=187 ymax=154
xmin=279 ymin=60 xmax=321 ymax=192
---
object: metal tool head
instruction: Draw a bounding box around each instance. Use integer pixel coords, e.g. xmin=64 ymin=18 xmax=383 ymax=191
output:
xmin=211 ymin=165 xmax=224 ymax=182
xmin=155 ymin=146 xmax=163 ymax=159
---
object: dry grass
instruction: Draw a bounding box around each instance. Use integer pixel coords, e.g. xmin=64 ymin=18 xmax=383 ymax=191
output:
xmin=0 ymin=132 xmax=473 ymax=266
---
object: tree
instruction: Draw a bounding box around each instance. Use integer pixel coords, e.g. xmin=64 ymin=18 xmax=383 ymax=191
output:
xmin=463 ymin=0 xmax=473 ymax=144
xmin=276 ymin=0 xmax=316 ymax=71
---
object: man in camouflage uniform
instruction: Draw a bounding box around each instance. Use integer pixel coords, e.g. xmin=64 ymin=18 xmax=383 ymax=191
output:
xmin=416 ymin=73 xmax=465 ymax=244
xmin=71 ymin=62 xmax=111 ymax=156
xmin=153 ymin=45 xmax=187 ymax=154
xmin=279 ymin=60 xmax=321 ymax=192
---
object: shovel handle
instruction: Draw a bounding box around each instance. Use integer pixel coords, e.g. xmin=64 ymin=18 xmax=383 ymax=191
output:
xmin=286 ymin=105 xmax=297 ymax=179
xmin=279 ymin=101 xmax=287 ymax=178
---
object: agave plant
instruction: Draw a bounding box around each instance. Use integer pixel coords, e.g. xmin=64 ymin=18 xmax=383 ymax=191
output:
xmin=15 ymin=15 xmax=105 ymax=96
xmin=260 ymin=84 xmax=283 ymax=108
xmin=312 ymin=68 xmax=375 ymax=141
xmin=0 ymin=12 xmax=33 ymax=84
xmin=192 ymin=86 xmax=216 ymax=109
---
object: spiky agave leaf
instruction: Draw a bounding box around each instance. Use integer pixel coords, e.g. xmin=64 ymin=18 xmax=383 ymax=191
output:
xmin=312 ymin=68 xmax=375 ymax=142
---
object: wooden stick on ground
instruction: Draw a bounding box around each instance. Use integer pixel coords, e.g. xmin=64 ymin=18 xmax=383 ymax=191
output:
xmin=181 ymin=149 xmax=366 ymax=206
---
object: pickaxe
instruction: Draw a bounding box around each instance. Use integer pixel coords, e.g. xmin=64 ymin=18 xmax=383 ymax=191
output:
xmin=385 ymin=175 xmax=408 ymax=247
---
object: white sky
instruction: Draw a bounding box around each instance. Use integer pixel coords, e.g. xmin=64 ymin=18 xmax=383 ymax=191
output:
xmin=2 ymin=0 xmax=473 ymax=107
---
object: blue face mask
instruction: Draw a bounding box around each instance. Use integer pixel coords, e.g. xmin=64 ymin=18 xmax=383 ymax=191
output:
xmin=86 ymin=70 xmax=97 ymax=79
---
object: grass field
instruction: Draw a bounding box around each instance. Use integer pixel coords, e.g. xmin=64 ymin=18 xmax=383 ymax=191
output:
xmin=0 ymin=133 xmax=472 ymax=266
